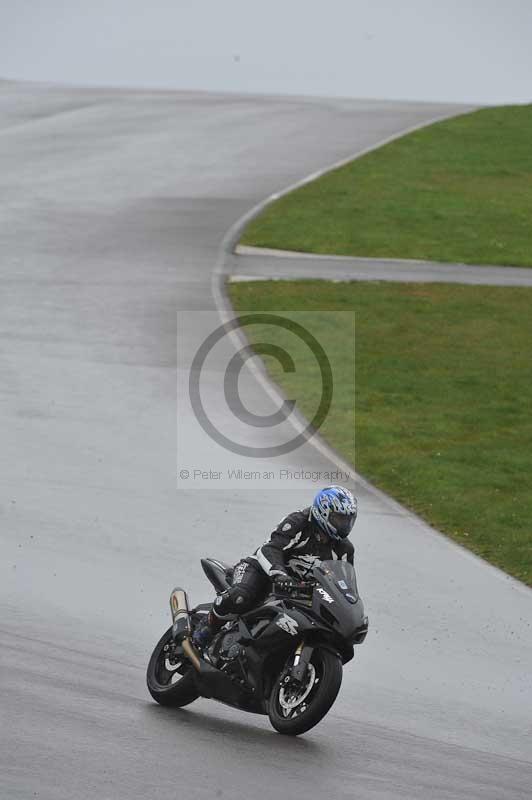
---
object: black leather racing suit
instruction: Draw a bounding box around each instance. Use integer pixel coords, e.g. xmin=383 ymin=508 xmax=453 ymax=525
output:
xmin=212 ymin=507 xmax=355 ymax=620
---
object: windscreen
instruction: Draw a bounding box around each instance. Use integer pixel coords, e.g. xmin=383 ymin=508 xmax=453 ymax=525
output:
xmin=315 ymin=560 xmax=358 ymax=600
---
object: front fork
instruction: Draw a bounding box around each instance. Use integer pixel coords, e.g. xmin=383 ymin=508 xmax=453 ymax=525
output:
xmin=289 ymin=641 xmax=314 ymax=686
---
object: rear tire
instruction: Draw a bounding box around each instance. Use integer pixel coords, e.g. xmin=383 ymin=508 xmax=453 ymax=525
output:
xmin=268 ymin=648 xmax=342 ymax=736
xmin=146 ymin=626 xmax=199 ymax=707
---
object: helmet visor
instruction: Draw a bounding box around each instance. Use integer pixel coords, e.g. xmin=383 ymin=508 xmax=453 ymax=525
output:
xmin=329 ymin=511 xmax=356 ymax=539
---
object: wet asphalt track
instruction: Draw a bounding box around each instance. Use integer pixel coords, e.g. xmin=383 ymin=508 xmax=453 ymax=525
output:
xmin=231 ymin=246 xmax=532 ymax=286
xmin=1 ymin=80 xmax=531 ymax=799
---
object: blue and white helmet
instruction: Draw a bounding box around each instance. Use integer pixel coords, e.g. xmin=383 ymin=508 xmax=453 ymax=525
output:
xmin=311 ymin=485 xmax=358 ymax=541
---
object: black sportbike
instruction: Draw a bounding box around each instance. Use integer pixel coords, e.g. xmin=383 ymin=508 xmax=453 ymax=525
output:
xmin=147 ymin=558 xmax=368 ymax=735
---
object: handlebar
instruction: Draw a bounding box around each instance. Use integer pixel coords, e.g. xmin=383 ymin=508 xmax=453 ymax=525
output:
xmin=272 ymin=578 xmax=316 ymax=594
xmin=297 ymin=579 xmax=317 ymax=589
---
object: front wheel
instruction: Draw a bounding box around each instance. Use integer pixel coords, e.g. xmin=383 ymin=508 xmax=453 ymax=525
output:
xmin=146 ymin=626 xmax=199 ymax=707
xmin=268 ymin=648 xmax=342 ymax=736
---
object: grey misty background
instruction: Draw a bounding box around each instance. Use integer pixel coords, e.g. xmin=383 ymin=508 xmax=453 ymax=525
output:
xmin=1 ymin=0 xmax=531 ymax=103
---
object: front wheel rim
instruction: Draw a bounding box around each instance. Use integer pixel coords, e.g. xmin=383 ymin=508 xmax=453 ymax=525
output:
xmin=278 ymin=663 xmax=319 ymax=719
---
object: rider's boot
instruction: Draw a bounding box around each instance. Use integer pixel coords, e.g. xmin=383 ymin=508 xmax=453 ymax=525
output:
xmin=192 ymin=609 xmax=224 ymax=651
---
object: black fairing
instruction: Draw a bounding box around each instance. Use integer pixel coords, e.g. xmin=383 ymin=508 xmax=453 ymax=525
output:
xmin=189 ymin=559 xmax=367 ymax=714
xmin=247 ymin=560 xmax=368 ymax=657
xmin=311 ymin=561 xmax=367 ymax=644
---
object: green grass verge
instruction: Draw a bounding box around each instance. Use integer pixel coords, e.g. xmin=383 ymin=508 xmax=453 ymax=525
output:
xmin=228 ymin=280 xmax=532 ymax=586
xmin=241 ymin=106 xmax=532 ymax=267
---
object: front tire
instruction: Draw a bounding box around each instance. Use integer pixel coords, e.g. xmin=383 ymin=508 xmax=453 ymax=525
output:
xmin=146 ymin=626 xmax=199 ymax=707
xmin=268 ymin=648 xmax=342 ymax=736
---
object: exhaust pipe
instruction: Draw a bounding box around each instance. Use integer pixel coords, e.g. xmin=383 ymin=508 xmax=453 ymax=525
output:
xmin=181 ymin=638 xmax=201 ymax=671
xmin=170 ymin=587 xmax=191 ymax=638
xmin=169 ymin=587 xmax=201 ymax=672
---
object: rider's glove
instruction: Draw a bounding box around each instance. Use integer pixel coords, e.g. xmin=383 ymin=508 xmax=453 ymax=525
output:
xmin=271 ymin=571 xmax=298 ymax=592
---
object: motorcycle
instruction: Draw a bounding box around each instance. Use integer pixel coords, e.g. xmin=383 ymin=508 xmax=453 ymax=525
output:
xmin=146 ymin=557 xmax=368 ymax=736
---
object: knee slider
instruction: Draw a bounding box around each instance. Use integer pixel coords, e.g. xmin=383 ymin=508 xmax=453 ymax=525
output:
xmin=213 ymin=590 xmax=232 ymax=619
xmin=215 ymin=584 xmax=254 ymax=616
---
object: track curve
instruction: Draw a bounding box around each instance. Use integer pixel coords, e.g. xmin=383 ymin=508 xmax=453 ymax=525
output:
xmin=1 ymin=81 xmax=531 ymax=799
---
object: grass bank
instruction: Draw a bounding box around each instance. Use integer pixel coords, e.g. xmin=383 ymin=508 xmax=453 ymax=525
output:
xmin=228 ymin=280 xmax=532 ymax=586
xmin=241 ymin=106 xmax=532 ymax=267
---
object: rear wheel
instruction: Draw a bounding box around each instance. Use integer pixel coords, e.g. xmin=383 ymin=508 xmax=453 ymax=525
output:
xmin=146 ymin=626 xmax=199 ymax=707
xmin=268 ymin=648 xmax=342 ymax=736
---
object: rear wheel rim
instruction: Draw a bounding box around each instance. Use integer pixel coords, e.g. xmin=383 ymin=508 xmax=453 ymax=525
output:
xmin=153 ymin=637 xmax=189 ymax=689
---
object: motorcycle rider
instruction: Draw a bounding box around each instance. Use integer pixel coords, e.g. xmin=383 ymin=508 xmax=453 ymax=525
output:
xmin=192 ymin=485 xmax=358 ymax=650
